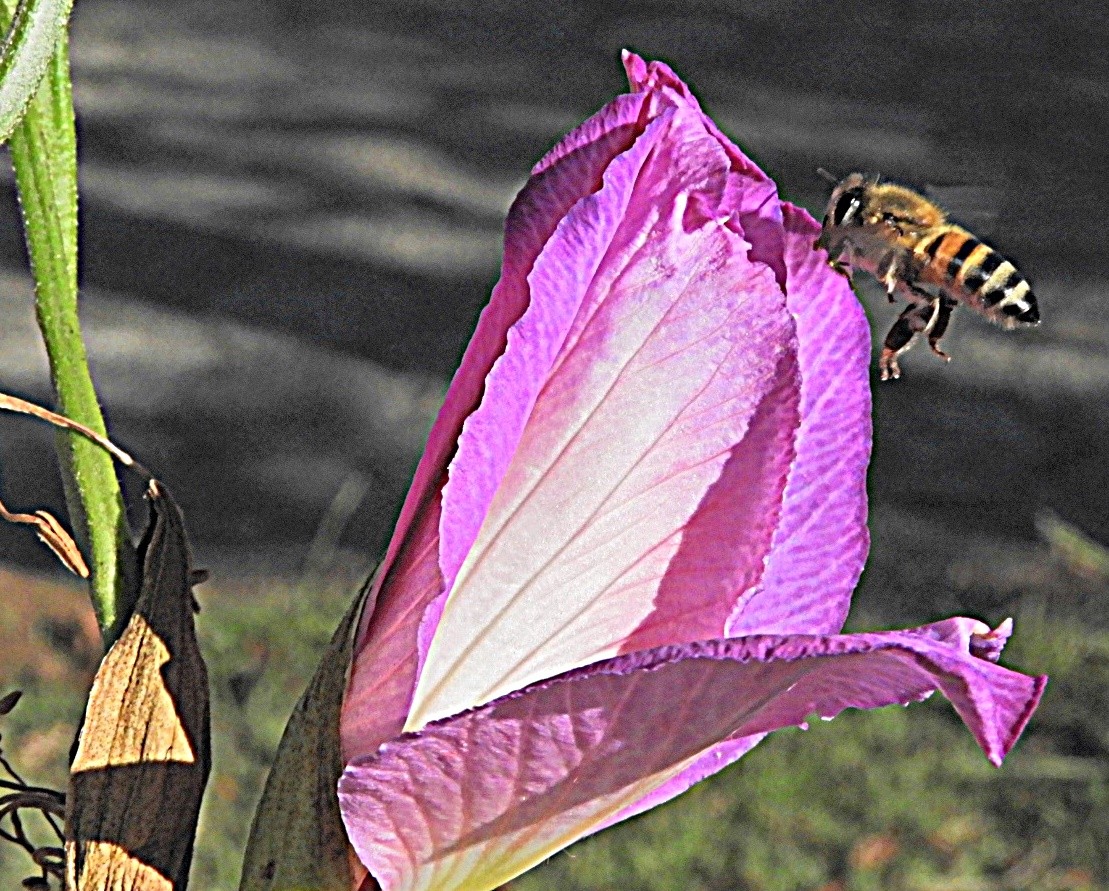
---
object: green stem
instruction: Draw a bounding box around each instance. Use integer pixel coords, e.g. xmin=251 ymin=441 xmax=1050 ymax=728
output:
xmin=0 ymin=0 xmax=77 ymax=143
xmin=5 ymin=22 xmax=136 ymax=643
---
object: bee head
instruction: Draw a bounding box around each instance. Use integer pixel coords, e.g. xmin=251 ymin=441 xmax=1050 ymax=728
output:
xmin=825 ymin=173 xmax=871 ymax=228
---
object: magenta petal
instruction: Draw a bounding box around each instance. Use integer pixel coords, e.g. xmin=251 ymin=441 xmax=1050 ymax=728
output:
xmin=342 ymin=500 xmax=445 ymax=759
xmin=408 ymin=110 xmax=801 ymax=727
xmin=376 ymin=96 xmax=650 ymax=601
xmin=339 ymin=620 xmax=1044 ymax=891
xmin=596 ymin=732 xmax=767 ymax=833
xmin=344 ymin=52 xmax=875 ymax=760
xmin=623 ymin=54 xmax=872 ymax=637
xmin=727 ymin=203 xmax=873 ymax=636
xmin=342 ymin=88 xmax=657 ymax=760
xmin=438 ymin=90 xmax=658 ymax=600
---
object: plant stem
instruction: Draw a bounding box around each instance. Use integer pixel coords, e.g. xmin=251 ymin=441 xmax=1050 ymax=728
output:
xmin=5 ymin=24 xmax=136 ymax=643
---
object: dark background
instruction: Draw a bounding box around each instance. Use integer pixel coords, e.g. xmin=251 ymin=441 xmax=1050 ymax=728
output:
xmin=0 ymin=0 xmax=1106 ymax=632
xmin=1 ymin=1 xmax=1107 ymax=886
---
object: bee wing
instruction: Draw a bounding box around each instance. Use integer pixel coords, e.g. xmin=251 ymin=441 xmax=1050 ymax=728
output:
xmin=924 ymin=183 xmax=1002 ymax=237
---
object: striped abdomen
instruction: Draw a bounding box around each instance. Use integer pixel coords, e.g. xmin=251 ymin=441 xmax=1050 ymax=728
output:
xmin=915 ymin=227 xmax=1040 ymax=325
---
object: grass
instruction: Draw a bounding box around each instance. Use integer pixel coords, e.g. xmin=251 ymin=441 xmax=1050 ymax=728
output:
xmin=1 ymin=544 xmax=1106 ymax=890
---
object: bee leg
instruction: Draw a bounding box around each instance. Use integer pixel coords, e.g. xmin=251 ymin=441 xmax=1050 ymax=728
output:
xmin=820 ymin=238 xmax=853 ymax=278
xmin=877 ymin=252 xmax=905 ymax=302
xmin=926 ymin=295 xmax=958 ymax=361
xmin=880 ymin=269 xmax=898 ymax=302
xmin=879 ymin=300 xmax=935 ymax=381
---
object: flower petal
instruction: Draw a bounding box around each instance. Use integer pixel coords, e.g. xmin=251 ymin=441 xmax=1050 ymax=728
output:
xmin=623 ymin=52 xmax=789 ymax=280
xmin=438 ymin=89 xmax=656 ymax=600
xmin=339 ymin=620 xmax=1045 ymax=891
xmin=343 ymin=54 xmax=859 ymax=757
xmin=726 ymin=202 xmax=873 ymax=636
xmin=580 ymin=103 xmax=874 ymax=834
xmin=624 ymin=54 xmax=873 ymax=636
xmin=588 ymin=98 xmax=875 ymax=832
xmin=342 ymin=88 xmax=654 ymax=760
xmin=406 ymin=102 xmax=800 ymax=729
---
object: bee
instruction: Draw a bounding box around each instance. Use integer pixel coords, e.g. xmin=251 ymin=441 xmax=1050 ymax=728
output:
xmin=815 ymin=172 xmax=1040 ymax=380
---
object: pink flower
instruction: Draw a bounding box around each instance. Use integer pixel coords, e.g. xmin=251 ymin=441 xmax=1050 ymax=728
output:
xmin=337 ymin=52 xmax=1045 ymax=891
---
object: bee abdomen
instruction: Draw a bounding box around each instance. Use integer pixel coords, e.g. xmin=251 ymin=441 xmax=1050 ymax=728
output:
xmin=917 ymin=230 xmax=1040 ymax=325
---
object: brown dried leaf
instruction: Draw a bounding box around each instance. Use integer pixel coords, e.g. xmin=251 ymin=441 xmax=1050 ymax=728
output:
xmin=32 ymin=510 xmax=91 ymax=578
xmin=0 ymin=393 xmax=145 ymax=474
xmin=238 ymin=573 xmax=375 ymax=891
xmin=65 ymin=480 xmax=210 ymax=891
xmin=0 ymin=498 xmax=89 ymax=578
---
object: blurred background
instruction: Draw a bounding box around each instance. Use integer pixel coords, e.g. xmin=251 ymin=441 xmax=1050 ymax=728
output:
xmin=0 ymin=0 xmax=1106 ymax=888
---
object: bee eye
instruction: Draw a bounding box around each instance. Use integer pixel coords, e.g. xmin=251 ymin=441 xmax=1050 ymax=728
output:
xmin=832 ymin=189 xmax=864 ymax=226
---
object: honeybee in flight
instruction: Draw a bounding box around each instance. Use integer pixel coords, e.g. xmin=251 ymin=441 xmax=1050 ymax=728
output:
xmin=815 ymin=172 xmax=1040 ymax=380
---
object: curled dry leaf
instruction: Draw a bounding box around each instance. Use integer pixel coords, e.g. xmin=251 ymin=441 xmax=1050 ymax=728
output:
xmin=0 ymin=497 xmax=89 ymax=578
xmin=0 ymin=390 xmax=150 ymax=580
xmin=65 ymin=480 xmax=210 ymax=891
xmin=0 ymin=393 xmax=146 ymax=474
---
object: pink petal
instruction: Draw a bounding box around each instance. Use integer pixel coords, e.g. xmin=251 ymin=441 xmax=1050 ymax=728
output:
xmin=342 ymin=88 xmax=655 ymax=760
xmin=380 ymin=94 xmax=651 ymax=599
xmin=439 ymin=89 xmax=657 ymax=600
xmin=624 ymin=51 xmax=788 ymax=285
xmin=624 ymin=54 xmax=872 ymax=637
xmin=596 ymin=733 xmax=766 ymax=833
xmin=406 ymin=102 xmax=800 ymax=728
xmin=341 ymin=500 xmax=445 ymax=758
xmin=344 ymin=52 xmax=874 ymax=756
xmin=339 ymin=620 xmax=1045 ymax=891
xmin=726 ymin=203 xmax=872 ymax=636
xmin=591 ymin=78 xmax=875 ymax=828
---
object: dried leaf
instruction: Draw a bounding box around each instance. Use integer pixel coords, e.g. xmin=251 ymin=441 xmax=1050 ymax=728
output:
xmin=0 ymin=393 xmax=145 ymax=473
xmin=238 ymin=574 xmax=375 ymax=891
xmin=65 ymin=480 xmax=210 ymax=890
xmin=0 ymin=390 xmax=149 ymax=588
xmin=0 ymin=497 xmax=89 ymax=578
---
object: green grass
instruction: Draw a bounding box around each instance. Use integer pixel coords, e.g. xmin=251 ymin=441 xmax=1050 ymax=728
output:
xmin=190 ymin=574 xmax=358 ymax=889
xmin=2 ymin=565 xmax=1106 ymax=890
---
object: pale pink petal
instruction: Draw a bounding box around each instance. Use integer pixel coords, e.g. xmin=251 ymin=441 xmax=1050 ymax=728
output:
xmin=727 ymin=203 xmax=873 ymax=636
xmin=439 ymin=89 xmax=659 ymax=599
xmin=342 ymin=87 xmax=656 ymax=760
xmin=591 ymin=87 xmax=875 ymax=821
xmin=614 ymin=356 xmax=799 ymax=655
xmin=339 ymin=621 xmax=1045 ymax=891
xmin=624 ymin=52 xmax=788 ymax=284
xmin=406 ymin=104 xmax=800 ymax=729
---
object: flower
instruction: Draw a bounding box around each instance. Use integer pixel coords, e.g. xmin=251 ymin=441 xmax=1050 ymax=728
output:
xmin=337 ymin=52 xmax=1045 ymax=891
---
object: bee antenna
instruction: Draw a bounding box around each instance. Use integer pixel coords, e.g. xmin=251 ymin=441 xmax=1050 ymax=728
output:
xmin=816 ymin=167 xmax=840 ymax=185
